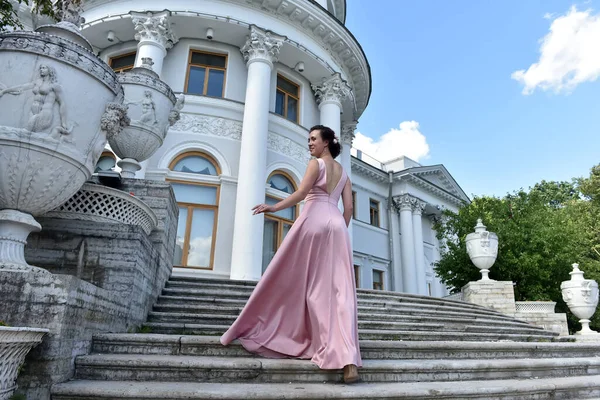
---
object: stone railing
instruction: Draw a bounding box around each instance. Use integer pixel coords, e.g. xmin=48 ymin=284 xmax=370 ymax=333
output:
xmin=45 ymin=183 xmax=158 ymax=235
xmin=515 ymin=301 xmax=556 ymax=314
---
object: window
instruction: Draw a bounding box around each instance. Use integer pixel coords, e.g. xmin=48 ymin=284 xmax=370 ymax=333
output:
xmin=275 ymin=75 xmax=299 ymax=123
xmin=109 ymin=52 xmax=136 ymax=73
xmin=263 ymin=172 xmax=298 ymax=272
xmin=185 ymin=50 xmax=227 ymax=97
xmin=354 ymin=265 xmax=360 ymax=288
xmin=427 ymin=282 xmax=432 ymax=296
xmin=94 ymin=151 xmax=116 ymax=173
xmin=352 ymin=191 xmax=357 ymax=219
xmin=373 ymin=270 xmax=384 ymax=291
xmin=168 ymin=152 xmax=221 ymax=270
xmin=369 ymin=198 xmax=380 ymax=227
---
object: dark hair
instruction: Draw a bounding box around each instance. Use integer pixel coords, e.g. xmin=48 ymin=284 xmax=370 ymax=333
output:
xmin=309 ymin=125 xmax=342 ymax=159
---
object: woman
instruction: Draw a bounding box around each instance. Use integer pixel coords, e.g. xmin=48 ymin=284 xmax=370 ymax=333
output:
xmin=220 ymin=125 xmax=361 ymax=384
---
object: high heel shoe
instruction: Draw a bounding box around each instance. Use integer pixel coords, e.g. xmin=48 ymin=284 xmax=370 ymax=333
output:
xmin=343 ymin=364 xmax=359 ymax=384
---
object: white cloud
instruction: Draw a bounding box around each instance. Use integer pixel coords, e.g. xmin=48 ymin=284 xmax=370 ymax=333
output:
xmin=353 ymin=121 xmax=430 ymax=163
xmin=512 ymin=6 xmax=600 ymax=95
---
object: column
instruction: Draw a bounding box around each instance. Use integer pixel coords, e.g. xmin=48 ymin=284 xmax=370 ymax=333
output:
xmin=340 ymin=121 xmax=357 ymax=178
xmin=390 ymin=203 xmax=402 ymax=292
xmin=429 ymin=215 xmax=444 ymax=297
xmin=312 ymin=72 xmax=352 ymax=140
xmin=412 ymin=199 xmax=427 ymax=295
xmin=396 ymin=194 xmax=417 ymax=294
xmin=130 ymin=11 xmax=178 ymax=75
xmin=230 ymin=26 xmax=285 ymax=281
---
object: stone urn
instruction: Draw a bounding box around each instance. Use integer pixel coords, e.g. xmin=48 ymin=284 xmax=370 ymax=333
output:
xmin=0 ymin=326 xmax=49 ymax=400
xmin=0 ymin=2 xmax=129 ymax=273
xmin=466 ymin=218 xmax=498 ymax=281
xmin=108 ymin=57 xmax=184 ymax=178
xmin=561 ymin=263 xmax=599 ymax=335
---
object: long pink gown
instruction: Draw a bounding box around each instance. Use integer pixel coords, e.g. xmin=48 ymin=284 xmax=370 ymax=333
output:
xmin=220 ymin=158 xmax=362 ymax=370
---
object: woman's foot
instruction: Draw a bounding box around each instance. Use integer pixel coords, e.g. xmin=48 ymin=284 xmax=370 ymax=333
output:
xmin=343 ymin=364 xmax=359 ymax=384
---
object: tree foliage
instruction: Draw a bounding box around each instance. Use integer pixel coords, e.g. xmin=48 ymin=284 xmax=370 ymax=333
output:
xmin=0 ymin=0 xmax=57 ymax=31
xmin=434 ymin=169 xmax=600 ymax=332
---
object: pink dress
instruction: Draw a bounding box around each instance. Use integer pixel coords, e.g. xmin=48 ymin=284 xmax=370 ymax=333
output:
xmin=220 ymin=158 xmax=362 ymax=370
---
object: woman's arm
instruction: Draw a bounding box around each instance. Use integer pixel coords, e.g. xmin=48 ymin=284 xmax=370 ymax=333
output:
xmin=0 ymin=82 xmax=35 ymax=97
xmin=253 ymin=159 xmax=320 ymax=215
xmin=341 ymin=178 xmax=353 ymax=227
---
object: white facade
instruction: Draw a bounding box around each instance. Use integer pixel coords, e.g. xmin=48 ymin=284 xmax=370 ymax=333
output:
xmin=72 ymin=0 xmax=469 ymax=296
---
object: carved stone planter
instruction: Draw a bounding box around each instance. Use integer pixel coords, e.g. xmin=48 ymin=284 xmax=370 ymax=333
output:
xmin=108 ymin=57 xmax=184 ymax=178
xmin=0 ymin=326 xmax=48 ymax=400
xmin=561 ymin=263 xmax=599 ymax=335
xmin=0 ymin=10 xmax=128 ymax=273
xmin=466 ymin=219 xmax=498 ymax=280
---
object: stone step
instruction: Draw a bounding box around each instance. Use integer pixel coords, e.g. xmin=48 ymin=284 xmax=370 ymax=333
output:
xmin=165 ymin=279 xmax=491 ymax=310
xmin=74 ymin=354 xmax=600 ymax=383
xmin=160 ymin=287 xmax=505 ymax=317
xmin=151 ymin=303 xmax=542 ymax=329
xmin=145 ymin=311 xmax=551 ymax=336
xmin=92 ymin=334 xmax=600 ymax=360
xmin=50 ymin=376 xmax=600 ymax=400
xmin=141 ymin=322 xmax=558 ymax=342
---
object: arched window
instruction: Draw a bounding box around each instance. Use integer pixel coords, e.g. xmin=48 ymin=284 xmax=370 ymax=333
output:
xmin=168 ymin=152 xmax=221 ymax=270
xmin=94 ymin=151 xmax=116 ymax=173
xmin=262 ymin=171 xmax=299 ymax=272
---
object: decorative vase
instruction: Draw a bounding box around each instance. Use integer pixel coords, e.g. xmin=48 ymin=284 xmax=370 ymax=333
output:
xmin=466 ymin=218 xmax=498 ymax=281
xmin=108 ymin=57 xmax=184 ymax=178
xmin=0 ymin=2 xmax=129 ymax=273
xmin=0 ymin=326 xmax=49 ymax=400
xmin=561 ymin=263 xmax=599 ymax=335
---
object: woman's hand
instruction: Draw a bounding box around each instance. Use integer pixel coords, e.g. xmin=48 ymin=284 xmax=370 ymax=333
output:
xmin=252 ymin=204 xmax=275 ymax=215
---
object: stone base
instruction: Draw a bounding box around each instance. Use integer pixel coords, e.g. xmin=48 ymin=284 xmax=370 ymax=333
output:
xmin=515 ymin=312 xmax=569 ymax=336
xmin=462 ymin=281 xmax=517 ymax=316
xmin=566 ymin=334 xmax=600 ymax=342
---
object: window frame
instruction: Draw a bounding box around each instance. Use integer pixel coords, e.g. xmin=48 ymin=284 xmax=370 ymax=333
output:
xmin=352 ymin=191 xmax=357 ymax=219
xmin=354 ymin=264 xmax=360 ymax=288
xmin=265 ymin=170 xmax=299 ymax=250
xmin=167 ymin=151 xmax=222 ymax=270
xmin=108 ymin=51 xmax=137 ymax=73
xmin=184 ymin=49 xmax=228 ymax=97
xmin=372 ymin=270 xmax=384 ymax=291
xmin=369 ymin=198 xmax=380 ymax=227
xmin=275 ymin=74 xmax=300 ymax=123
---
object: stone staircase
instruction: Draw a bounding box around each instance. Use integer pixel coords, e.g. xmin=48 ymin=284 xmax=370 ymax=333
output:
xmin=52 ymin=276 xmax=600 ymax=399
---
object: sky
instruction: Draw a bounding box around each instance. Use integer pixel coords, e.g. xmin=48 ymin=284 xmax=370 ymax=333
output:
xmin=345 ymin=0 xmax=600 ymax=198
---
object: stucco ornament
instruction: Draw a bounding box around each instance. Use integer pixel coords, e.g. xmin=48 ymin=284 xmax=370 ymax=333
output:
xmin=0 ymin=1 xmax=127 ymax=273
xmin=240 ymin=25 xmax=285 ymax=66
xmin=312 ymin=72 xmax=352 ymax=107
xmin=108 ymin=57 xmax=178 ymax=178
xmin=131 ymin=11 xmax=178 ymax=49
xmin=561 ymin=263 xmax=599 ymax=335
xmin=465 ymin=219 xmax=498 ymax=281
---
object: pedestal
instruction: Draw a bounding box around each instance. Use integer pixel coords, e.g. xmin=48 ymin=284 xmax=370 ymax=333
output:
xmin=462 ymin=280 xmax=517 ymax=316
xmin=0 ymin=210 xmax=46 ymax=274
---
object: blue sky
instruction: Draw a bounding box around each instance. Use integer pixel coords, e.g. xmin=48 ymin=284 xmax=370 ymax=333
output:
xmin=345 ymin=0 xmax=600 ymax=198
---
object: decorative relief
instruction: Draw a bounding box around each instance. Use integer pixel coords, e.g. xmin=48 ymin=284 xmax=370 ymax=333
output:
xmin=0 ymin=64 xmax=74 ymax=140
xmin=0 ymin=32 xmax=121 ymax=96
xmin=117 ymin=67 xmax=176 ymax=104
xmin=394 ymin=194 xmax=414 ymax=212
xmin=240 ymin=25 xmax=285 ymax=65
xmin=56 ymin=0 xmax=85 ymax=26
xmin=341 ymin=121 xmax=357 ymax=145
xmin=131 ymin=11 xmax=178 ymax=49
xmin=126 ymin=90 xmax=158 ymax=126
xmin=312 ymin=72 xmax=352 ymax=106
xmin=267 ymin=132 xmax=311 ymax=163
xmin=411 ymin=199 xmax=427 ymax=215
xmin=100 ymin=102 xmax=129 ymax=140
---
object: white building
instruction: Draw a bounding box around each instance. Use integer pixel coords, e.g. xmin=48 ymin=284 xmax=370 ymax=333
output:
xmin=71 ymin=0 xmax=469 ymax=296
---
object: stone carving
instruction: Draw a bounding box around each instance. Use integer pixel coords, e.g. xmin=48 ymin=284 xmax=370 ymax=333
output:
xmin=561 ymin=263 xmax=599 ymax=335
xmin=341 ymin=121 xmax=357 ymax=145
xmin=0 ymin=32 xmax=121 ymax=95
xmin=394 ymin=194 xmax=414 ymax=212
xmin=126 ymin=90 xmax=158 ymax=126
xmin=55 ymin=0 xmax=85 ymax=26
xmin=312 ymin=72 xmax=352 ymax=106
xmin=168 ymin=94 xmax=185 ymax=126
xmin=267 ymin=132 xmax=311 ymax=163
xmin=240 ymin=25 xmax=285 ymax=65
xmin=466 ymin=219 xmax=499 ymax=281
xmin=0 ymin=327 xmax=49 ymax=400
xmin=100 ymin=102 xmax=130 ymax=140
xmin=0 ymin=64 xmax=75 ymax=140
xmin=131 ymin=11 xmax=178 ymax=49
xmin=411 ymin=199 xmax=427 ymax=215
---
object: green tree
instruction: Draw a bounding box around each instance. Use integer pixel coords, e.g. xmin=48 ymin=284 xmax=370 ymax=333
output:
xmin=434 ymin=177 xmax=600 ymax=332
xmin=0 ymin=0 xmax=57 ymax=31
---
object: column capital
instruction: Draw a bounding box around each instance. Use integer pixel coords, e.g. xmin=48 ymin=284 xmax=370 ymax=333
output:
xmin=411 ymin=199 xmax=427 ymax=216
xmin=341 ymin=121 xmax=358 ymax=145
xmin=394 ymin=194 xmax=414 ymax=212
xmin=131 ymin=11 xmax=178 ymax=50
xmin=240 ymin=25 xmax=285 ymax=67
xmin=312 ymin=72 xmax=352 ymax=109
